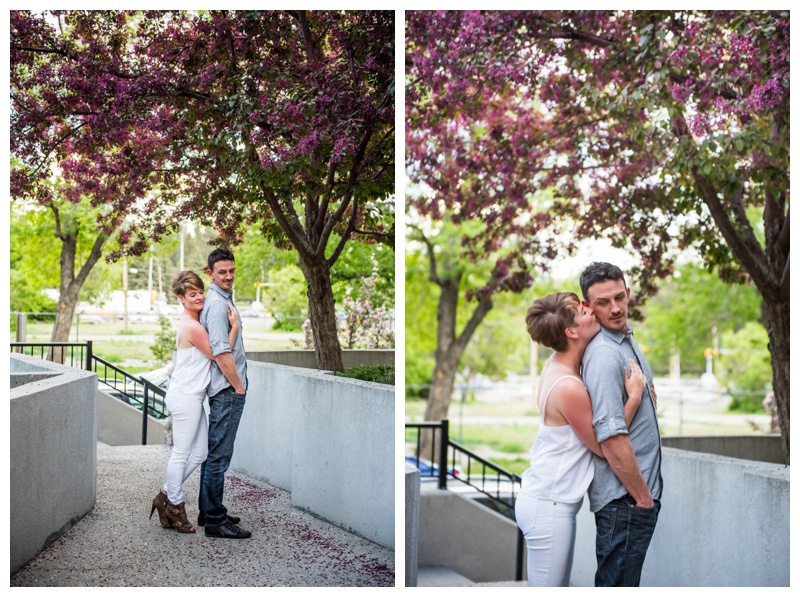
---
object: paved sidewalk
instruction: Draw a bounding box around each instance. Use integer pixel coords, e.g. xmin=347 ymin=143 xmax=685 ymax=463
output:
xmin=11 ymin=443 xmax=394 ymax=587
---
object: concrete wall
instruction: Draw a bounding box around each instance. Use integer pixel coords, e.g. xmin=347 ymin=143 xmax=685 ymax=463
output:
xmin=409 ymin=444 xmax=789 ymax=586
xmin=569 ymin=447 xmax=790 ymax=586
xmin=417 ymin=487 xmax=520 ymax=582
xmin=661 ymin=434 xmax=783 ymax=464
xmin=405 ymin=464 xmax=420 ymax=587
xmin=246 ymin=349 xmax=394 ymax=370
xmin=97 ymin=388 xmax=169 ymax=446
xmin=9 ymin=354 xmax=97 ymax=575
xmin=230 ymin=361 xmax=395 ymax=549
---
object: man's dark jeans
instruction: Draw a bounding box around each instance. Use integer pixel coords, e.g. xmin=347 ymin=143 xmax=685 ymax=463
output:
xmin=199 ymin=387 xmax=246 ymax=526
xmin=594 ymin=495 xmax=660 ymax=586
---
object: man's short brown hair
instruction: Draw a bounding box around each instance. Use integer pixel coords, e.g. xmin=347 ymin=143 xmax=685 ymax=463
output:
xmin=525 ymin=292 xmax=580 ymax=352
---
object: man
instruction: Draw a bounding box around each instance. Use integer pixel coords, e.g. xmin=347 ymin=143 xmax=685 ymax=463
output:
xmin=198 ymin=247 xmax=251 ymax=539
xmin=579 ymin=262 xmax=662 ymax=586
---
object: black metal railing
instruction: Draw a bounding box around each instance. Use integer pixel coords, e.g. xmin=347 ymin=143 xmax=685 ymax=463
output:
xmin=11 ymin=341 xmax=167 ymax=444
xmin=90 ymin=355 xmax=168 ymax=418
xmin=11 ymin=341 xmax=93 ymax=370
xmin=405 ymin=418 xmax=525 ymax=581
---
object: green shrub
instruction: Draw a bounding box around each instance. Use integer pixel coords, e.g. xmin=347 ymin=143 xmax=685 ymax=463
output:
xmin=337 ymin=365 xmax=394 ymax=385
xmin=271 ymin=317 xmax=303 ymax=332
xmin=150 ymin=313 xmax=175 ymax=365
xmin=717 ymin=322 xmax=772 ymax=413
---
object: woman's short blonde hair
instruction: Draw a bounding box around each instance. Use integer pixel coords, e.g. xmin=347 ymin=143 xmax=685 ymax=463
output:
xmin=525 ymin=292 xmax=580 ymax=352
xmin=172 ymin=270 xmax=205 ymax=298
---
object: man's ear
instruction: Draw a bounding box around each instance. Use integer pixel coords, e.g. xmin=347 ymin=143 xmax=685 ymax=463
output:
xmin=581 ymin=299 xmax=590 ymax=308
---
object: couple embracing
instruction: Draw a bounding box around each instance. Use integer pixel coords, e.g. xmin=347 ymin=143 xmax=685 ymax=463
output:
xmin=150 ymin=248 xmax=252 ymax=539
xmin=516 ymin=262 xmax=663 ymax=587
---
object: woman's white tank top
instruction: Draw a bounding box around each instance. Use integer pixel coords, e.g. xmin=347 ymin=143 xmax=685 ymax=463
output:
xmin=519 ymin=375 xmax=595 ymax=504
xmin=166 ymin=320 xmax=211 ymax=397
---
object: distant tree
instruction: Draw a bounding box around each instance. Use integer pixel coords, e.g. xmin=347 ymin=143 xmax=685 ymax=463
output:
xmin=263 ymin=264 xmax=308 ymax=330
xmin=407 ymin=10 xmax=789 ymax=462
xmin=637 ymin=262 xmax=764 ymax=376
xmin=338 ymin=258 xmax=394 ymax=350
xmin=404 ymin=248 xmax=440 ymax=397
xmin=717 ymin=322 xmax=772 ymax=413
xmin=12 ymin=10 xmax=395 ymax=372
xmin=8 ymin=185 xmax=121 ymax=345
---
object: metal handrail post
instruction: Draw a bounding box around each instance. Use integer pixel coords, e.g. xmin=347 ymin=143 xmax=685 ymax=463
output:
xmin=515 ymin=527 xmax=524 ymax=581
xmin=438 ymin=419 xmax=449 ymax=490
xmin=141 ymin=379 xmax=149 ymax=445
xmin=85 ymin=340 xmax=93 ymax=372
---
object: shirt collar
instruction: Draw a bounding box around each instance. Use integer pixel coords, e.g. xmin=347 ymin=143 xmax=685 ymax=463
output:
xmin=600 ymin=324 xmax=633 ymax=344
xmin=209 ymin=282 xmax=232 ymax=301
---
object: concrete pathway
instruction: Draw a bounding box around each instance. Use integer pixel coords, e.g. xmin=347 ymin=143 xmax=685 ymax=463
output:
xmin=11 ymin=444 xmax=394 ymax=587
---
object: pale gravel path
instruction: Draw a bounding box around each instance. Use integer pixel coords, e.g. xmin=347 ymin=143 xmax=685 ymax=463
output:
xmin=11 ymin=443 xmax=394 ymax=587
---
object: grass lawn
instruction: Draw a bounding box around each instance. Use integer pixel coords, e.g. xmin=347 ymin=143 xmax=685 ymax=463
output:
xmin=12 ymin=318 xmax=303 ymax=374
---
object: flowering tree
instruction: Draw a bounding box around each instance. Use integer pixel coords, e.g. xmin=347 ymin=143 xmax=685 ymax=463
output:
xmin=11 ymin=10 xmax=394 ymax=371
xmin=339 ymin=258 xmax=395 ymax=350
xmin=407 ymin=10 xmax=790 ymax=461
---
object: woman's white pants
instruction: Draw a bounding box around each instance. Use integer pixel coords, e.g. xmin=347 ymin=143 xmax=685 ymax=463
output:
xmin=163 ymin=391 xmax=208 ymax=505
xmin=515 ymin=496 xmax=584 ymax=587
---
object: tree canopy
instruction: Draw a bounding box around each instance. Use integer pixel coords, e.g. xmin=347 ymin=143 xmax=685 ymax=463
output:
xmin=407 ymin=10 xmax=788 ymax=302
xmin=406 ymin=10 xmax=789 ymax=461
xmin=12 ymin=10 xmax=395 ymax=370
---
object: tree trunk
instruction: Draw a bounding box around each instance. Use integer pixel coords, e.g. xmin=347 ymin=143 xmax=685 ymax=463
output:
xmin=672 ymin=109 xmax=790 ymax=463
xmin=299 ymin=255 xmax=345 ymax=372
xmin=48 ymin=204 xmax=108 ymax=363
xmin=419 ymin=276 xmax=493 ymax=463
xmin=764 ymin=299 xmax=790 ymax=464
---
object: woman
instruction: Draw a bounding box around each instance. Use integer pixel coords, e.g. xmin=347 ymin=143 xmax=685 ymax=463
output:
xmin=515 ymin=292 xmax=645 ymax=586
xmin=149 ymin=271 xmax=237 ymax=533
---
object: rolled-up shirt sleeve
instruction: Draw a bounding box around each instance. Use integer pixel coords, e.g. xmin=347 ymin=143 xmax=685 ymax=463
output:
xmin=205 ymin=299 xmax=232 ymax=357
xmin=583 ymin=343 xmax=628 ymax=444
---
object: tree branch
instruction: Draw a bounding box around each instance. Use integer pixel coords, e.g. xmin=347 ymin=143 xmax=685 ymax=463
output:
xmin=327 ymin=199 xmax=358 ymax=267
xmin=417 ymin=229 xmax=443 ymax=286
xmin=318 ymin=121 xmax=376 ymax=255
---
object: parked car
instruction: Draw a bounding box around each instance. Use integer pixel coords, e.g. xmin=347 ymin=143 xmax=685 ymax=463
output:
xmin=405 ymin=456 xmax=462 ymax=478
xmin=140 ymin=365 xmax=171 ymax=391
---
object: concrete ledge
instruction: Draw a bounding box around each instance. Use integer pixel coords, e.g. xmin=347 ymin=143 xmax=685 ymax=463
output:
xmin=10 ymin=354 xmax=97 ymax=575
xmin=10 ymin=371 xmax=61 ymax=388
xmin=231 ymin=361 xmax=394 ymax=549
xmin=97 ymin=388 xmax=169 ymax=446
xmin=418 ymin=486 xmax=519 ymax=583
xmin=246 ymin=349 xmax=394 ymax=370
xmin=662 ymin=434 xmax=783 ymax=464
xmin=405 ymin=463 xmax=420 ymax=587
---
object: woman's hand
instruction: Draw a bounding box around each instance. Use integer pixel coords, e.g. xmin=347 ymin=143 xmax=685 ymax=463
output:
xmin=623 ymin=359 xmax=646 ymax=427
xmin=624 ymin=358 xmax=645 ymax=409
xmin=227 ymin=302 xmax=239 ymax=332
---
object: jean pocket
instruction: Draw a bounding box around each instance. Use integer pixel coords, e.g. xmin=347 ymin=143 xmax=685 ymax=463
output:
xmin=515 ymin=497 xmax=539 ymax=535
xmin=595 ymin=506 xmax=618 ymax=555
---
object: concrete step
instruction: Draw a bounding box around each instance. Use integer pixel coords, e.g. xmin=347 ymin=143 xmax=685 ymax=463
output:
xmin=417 ymin=566 xmax=475 ymax=586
